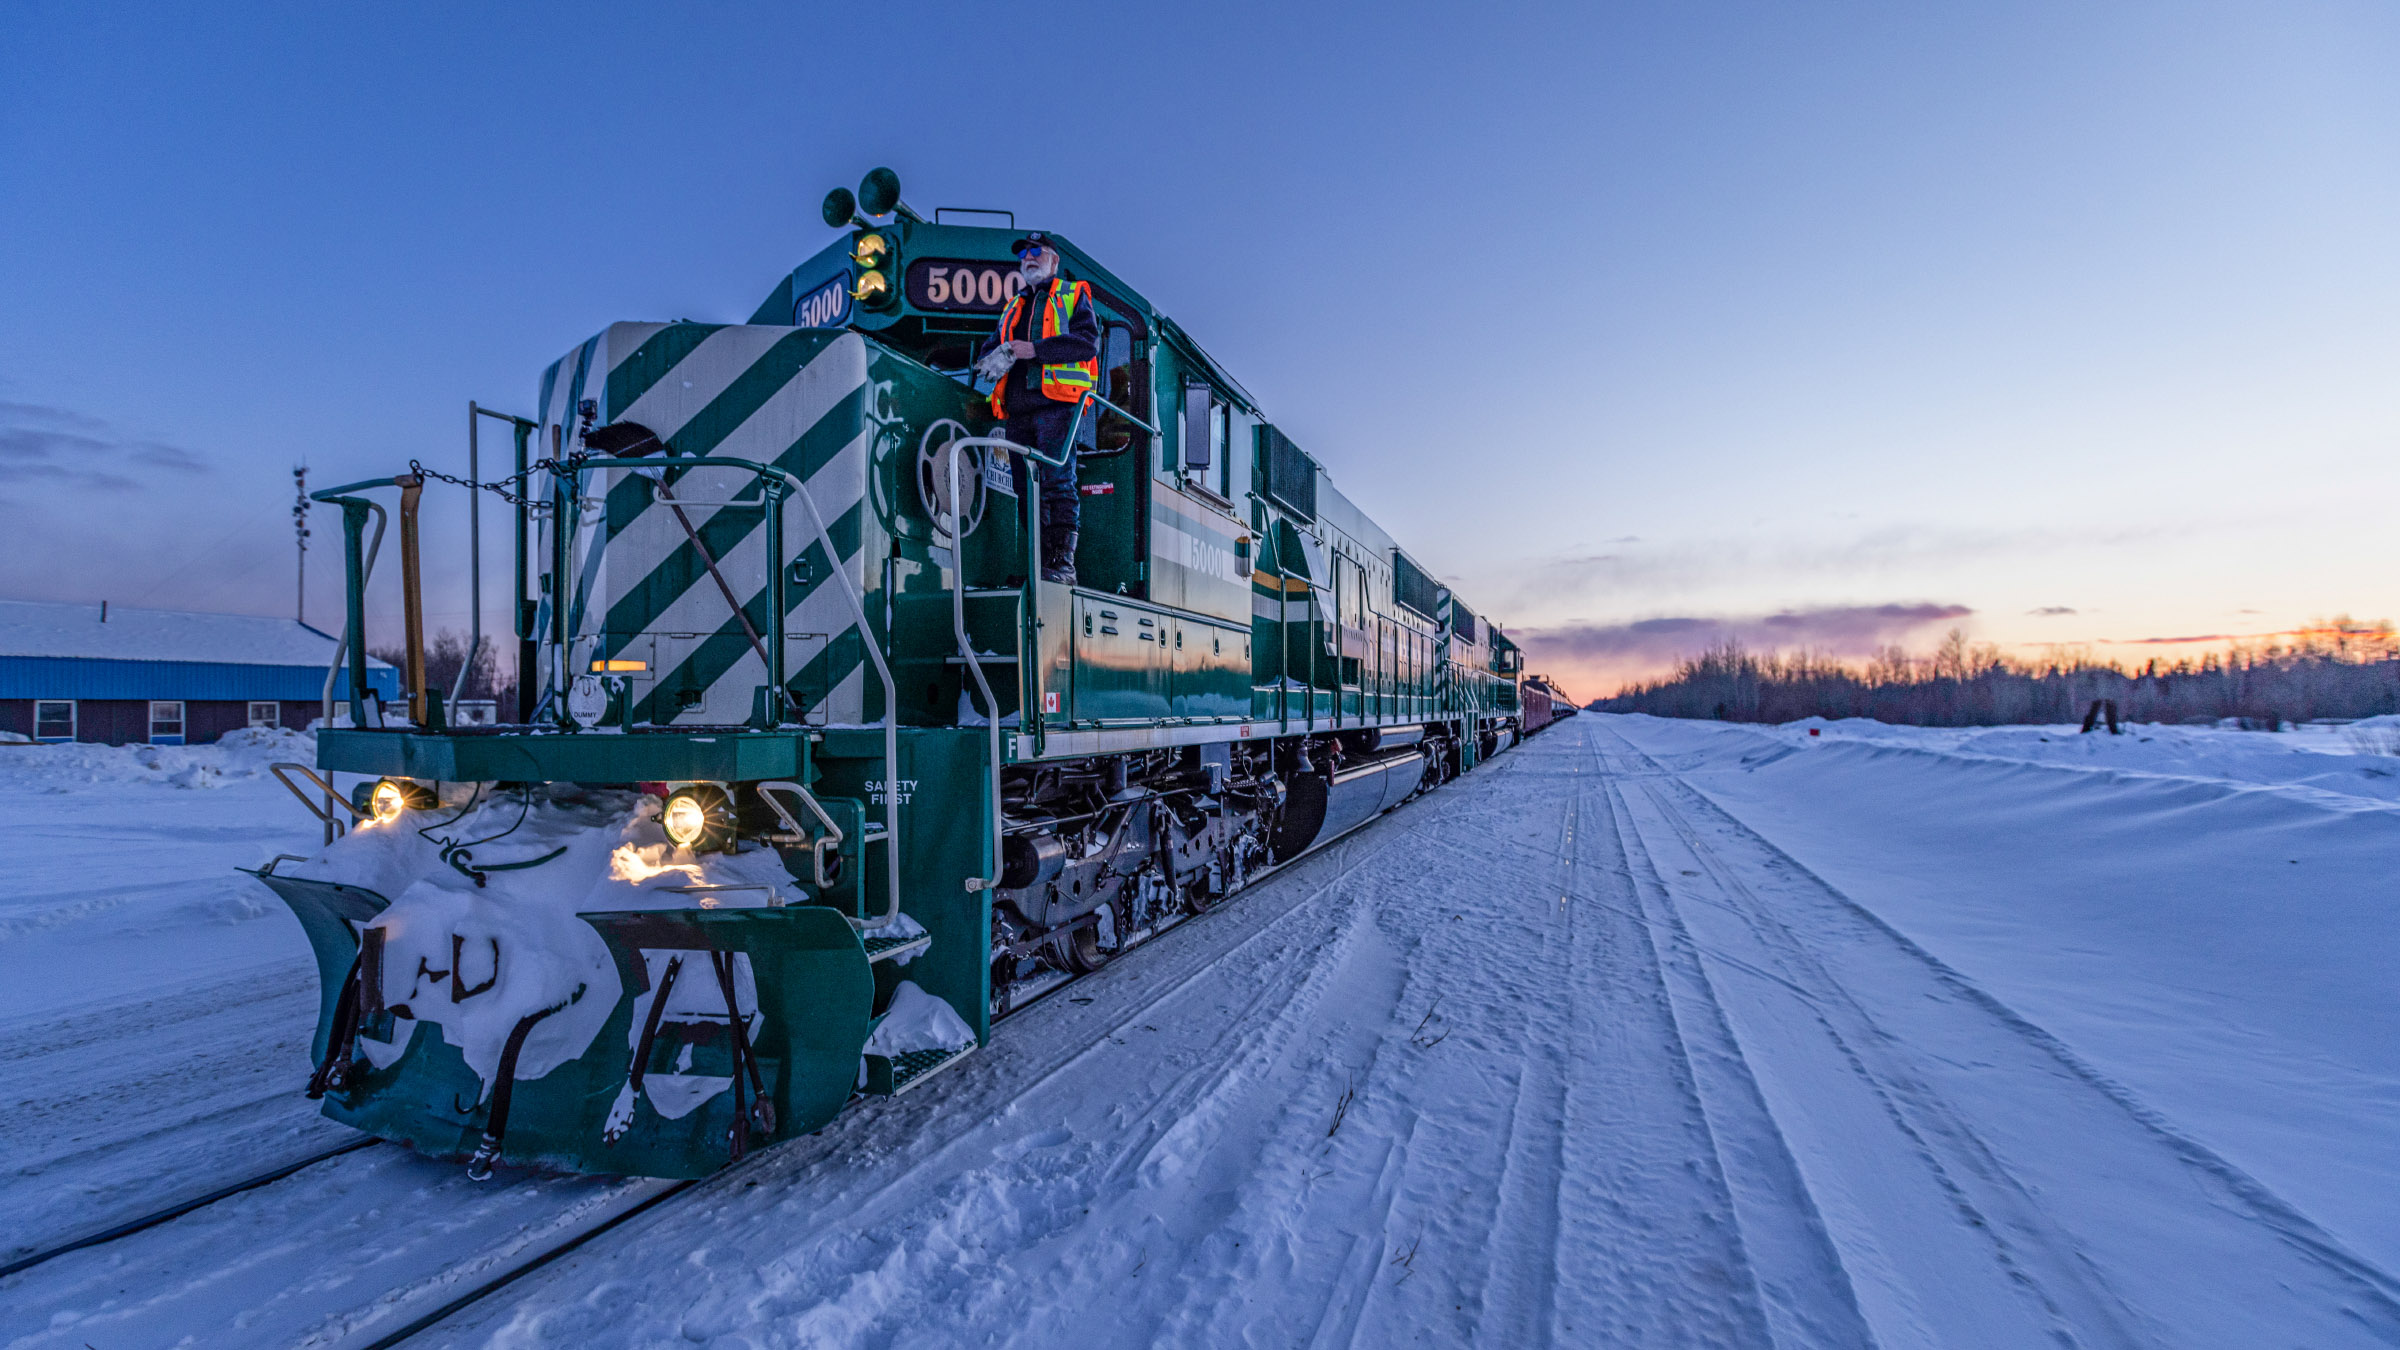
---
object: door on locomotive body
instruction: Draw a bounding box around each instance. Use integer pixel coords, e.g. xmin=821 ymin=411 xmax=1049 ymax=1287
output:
xmin=1067 ymin=289 xmax=1155 ymax=598
xmin=1147 ymin=351 xmax=1253 ymax=717
xmin=1279 ymin=523 xmax=1332 ymax=727
xmin=1331 ymin=551 xmax=1372 ymax=722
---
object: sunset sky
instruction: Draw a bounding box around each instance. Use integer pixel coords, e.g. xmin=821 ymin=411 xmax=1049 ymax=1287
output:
xmin=4 ymin=2 xmax=2395 ymax=700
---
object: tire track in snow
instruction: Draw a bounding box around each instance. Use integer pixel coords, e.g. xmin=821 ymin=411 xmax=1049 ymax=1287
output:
xmin=1578 ymin=726 xmax=1876 ymax=1350
xmin=0 ymin=958 xmax=357 ymax=1262
xmin=1596 ymin=717 xmax=2400 ymax=1348
xmin=1464 ymin=788 xmax=1577 ymax=1350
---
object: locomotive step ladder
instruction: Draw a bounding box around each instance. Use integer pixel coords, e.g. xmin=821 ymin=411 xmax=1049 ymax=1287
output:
xmin=862 ymin=1043 xmax=976 ymax=1096
xmin=861 ymin=929 xmax=930 ymax=964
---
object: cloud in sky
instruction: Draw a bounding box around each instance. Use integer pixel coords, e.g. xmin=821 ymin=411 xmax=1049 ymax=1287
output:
xmin=1516 ymin=602 xmax=1974 ymax=696
xmin=2028 ymin=605 xmax=2077 ymax=616
xmin=0 ymin=400 xmax=209 ymax=495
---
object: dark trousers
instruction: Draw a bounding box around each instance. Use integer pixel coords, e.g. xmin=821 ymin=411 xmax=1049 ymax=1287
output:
xmin=1003 ymin=402 xmax=1079 ymax=547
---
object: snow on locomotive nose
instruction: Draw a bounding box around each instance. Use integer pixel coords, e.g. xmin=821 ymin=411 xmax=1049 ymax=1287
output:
xmin=259 ymin=787 xmax=875 ymax=1177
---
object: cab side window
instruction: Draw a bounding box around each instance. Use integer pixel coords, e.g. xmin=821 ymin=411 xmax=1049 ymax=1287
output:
xmin=1210 ymin=401 xmax=1232 ymax=498
xmin=1178 ymin=378 xmax=1238 ymax=503
xmin=1095 ymin=320 xmax=1143 ymax=451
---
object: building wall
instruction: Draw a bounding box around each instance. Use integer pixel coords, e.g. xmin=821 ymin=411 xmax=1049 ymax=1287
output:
xmin=0 ymin=698 xmax=312 ymax=746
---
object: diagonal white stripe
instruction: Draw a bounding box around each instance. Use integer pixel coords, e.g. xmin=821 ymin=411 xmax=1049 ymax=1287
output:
xmin=611 ymin=324 xmax=785 ymax=441
xmin=595 ymin=336 xmax=868 ymax=614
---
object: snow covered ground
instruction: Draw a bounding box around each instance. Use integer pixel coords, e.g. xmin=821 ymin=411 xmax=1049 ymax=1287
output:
xmin=0 ymin=729 xmax=356 ymax=1260
xmin=3 ymin=716 xmax=2398 ymax=1347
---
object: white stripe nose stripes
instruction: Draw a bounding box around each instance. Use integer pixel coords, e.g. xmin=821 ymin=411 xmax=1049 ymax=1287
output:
xmin=535 ymin=325 xmax=874 ymax=727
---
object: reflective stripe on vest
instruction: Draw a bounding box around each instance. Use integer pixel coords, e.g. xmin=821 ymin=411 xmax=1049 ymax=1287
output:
xmin=990 ymin=279 xmax=1101 ymax=417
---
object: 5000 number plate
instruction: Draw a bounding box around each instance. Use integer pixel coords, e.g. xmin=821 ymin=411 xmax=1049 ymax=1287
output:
xmin=905 ymin=259 xmax=1024 ymax=313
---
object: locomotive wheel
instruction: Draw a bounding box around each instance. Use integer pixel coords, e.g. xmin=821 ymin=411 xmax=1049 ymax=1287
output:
xmin=1055 ymin=911 xmax=1116 ymax=974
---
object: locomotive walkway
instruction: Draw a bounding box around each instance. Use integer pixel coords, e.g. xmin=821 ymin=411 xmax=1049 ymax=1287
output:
xmin=5 ymin=718 xmax=2395 ymax=1346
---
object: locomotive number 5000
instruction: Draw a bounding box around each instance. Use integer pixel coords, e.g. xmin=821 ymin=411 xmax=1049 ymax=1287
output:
xmin=906 ymin=259 xmax=1024 ymax=312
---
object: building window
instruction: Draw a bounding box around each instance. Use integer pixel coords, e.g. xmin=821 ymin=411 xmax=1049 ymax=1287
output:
xmin=149 ymin=700 xmax=186 ymax=745
xmin=34 ymin=700 xmax=74 ymax=742
xmin=248 ymin=701 xmax=279 ymax=729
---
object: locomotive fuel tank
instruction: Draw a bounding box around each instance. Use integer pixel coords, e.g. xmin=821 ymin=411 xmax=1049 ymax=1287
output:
xmin=1270 ymin=748 xmax=1429 ymax=862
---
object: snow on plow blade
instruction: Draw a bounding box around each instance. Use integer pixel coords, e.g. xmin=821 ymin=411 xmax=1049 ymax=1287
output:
xmin=255 ymin=871 xmax=875 ymax=1179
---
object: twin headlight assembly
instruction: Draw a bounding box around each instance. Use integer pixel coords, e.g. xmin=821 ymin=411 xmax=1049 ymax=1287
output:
xmin=849 ymin=232 xmax=897 ymax=310
xmin=349 ymin=777 xmax=749 ymax=855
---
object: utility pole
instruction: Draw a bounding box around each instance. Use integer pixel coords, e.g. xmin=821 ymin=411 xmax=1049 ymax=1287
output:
xmin=293 ymin=465 xmax=310 ymax=624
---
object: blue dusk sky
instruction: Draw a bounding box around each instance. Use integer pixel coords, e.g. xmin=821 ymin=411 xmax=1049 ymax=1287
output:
xmin=3 ymin=1 xmax=2395 ymax=697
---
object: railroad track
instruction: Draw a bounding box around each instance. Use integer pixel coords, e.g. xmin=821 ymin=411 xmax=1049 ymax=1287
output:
xmin=0 ymin=1136 xmax=380 ymax=1280
xmin=2 ymin=800 xmax=1433 ymax=1348
xmin=0 ymin=953 xmax=1155 ymax=1348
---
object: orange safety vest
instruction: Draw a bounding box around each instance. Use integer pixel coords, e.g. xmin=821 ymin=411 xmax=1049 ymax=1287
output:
xmin=989 ymin=279 xmax=1099 ymax=417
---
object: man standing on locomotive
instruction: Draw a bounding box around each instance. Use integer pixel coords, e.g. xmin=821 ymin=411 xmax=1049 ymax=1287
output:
xmin=974 ymin=233 xmax=1100 ymax=586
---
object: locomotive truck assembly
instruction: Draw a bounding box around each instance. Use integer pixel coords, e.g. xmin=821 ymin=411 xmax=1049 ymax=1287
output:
xmin=258 ymin=168 xmax=1536 ymax=1180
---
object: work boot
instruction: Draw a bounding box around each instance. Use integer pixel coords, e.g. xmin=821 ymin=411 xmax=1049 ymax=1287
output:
xmin=1041 ymin=530 xmax=1078 ymax=586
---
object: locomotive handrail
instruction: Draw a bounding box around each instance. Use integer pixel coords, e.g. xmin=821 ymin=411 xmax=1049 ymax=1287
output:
xmin=313 ymin=489 xmax=389 ymax=741
xmin=463 ymin=404 xmax=537 ymax=716
xmin=754 ymin=781 xmax=845 ymax=893
xmin=572 ymin=454 xmax=903 ymax=932
xmin=937 ymin=428 xmax=1003 ymax=893
xmin=1010 ymin=391 xmax=1160 ymax=469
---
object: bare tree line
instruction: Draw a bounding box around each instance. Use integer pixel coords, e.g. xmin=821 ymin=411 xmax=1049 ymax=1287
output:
xmin=367 ymin=630 xmax=516 ymax=718
xmin=1597 ymin=619 xmax=2400 ymax=728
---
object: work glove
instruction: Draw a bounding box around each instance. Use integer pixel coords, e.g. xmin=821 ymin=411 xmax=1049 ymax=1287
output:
xmin=975 ymin=346 xmax=1017 ymax=383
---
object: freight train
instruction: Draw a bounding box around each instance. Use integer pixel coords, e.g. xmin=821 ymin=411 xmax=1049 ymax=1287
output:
xmin=257 ymin=169 xmax=1536 ymax=1180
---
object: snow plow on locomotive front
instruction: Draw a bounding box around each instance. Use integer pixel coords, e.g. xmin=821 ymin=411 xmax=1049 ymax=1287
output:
xmin=258 ymin=167 xmax=1530 ymax=1180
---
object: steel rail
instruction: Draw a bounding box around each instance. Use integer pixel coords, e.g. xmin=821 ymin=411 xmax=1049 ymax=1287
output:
xmin=0 ymin=1137 xmax=380 ymax=1280
xmin=351 ymin=1178 xmax=699 ymax=1350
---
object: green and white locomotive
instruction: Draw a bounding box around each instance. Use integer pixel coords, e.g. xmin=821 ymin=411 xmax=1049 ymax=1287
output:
xmin=258 ymin=168 xmax=1528 ymax=1180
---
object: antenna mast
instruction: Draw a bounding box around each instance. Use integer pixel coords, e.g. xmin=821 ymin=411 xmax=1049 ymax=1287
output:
xmin=293 ymin=465 xmax=310 ymax=624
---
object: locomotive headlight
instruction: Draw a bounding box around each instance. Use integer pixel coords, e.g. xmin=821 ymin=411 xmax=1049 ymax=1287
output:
xmin=365 ymin=777 xmax=435 ymax=824
xmin=660 ymin=783 xmax=736 ymax=853
xmin=851 ymin=232 xmax=890 ymax=268
xmin=851 ymin=268 xmax=891 ymax=306
xmin=661 ymin=794 xmax=706 ymax=845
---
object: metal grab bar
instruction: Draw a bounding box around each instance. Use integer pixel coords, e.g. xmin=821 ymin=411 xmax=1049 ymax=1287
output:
xmin=755 ymin=780 xmax=845 ymax=894
xmin=317 ymin=494 xmax=388 ymax=758
xmin=461 ymin=404 xmax=536 ymax=713
xmin=1007 ymin=391 xmax=1161 ymax=469
xmin=917 ymin=421 xmax=1004 ymax=895
xmin=571 ymin=454 xmax=903 ymax=933
xmin=271 ymin=762 xmax=366 ymax=832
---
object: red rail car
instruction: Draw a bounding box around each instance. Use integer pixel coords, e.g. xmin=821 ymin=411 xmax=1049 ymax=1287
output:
xmin=1521 ymin=674 xmax=1577 ymax=735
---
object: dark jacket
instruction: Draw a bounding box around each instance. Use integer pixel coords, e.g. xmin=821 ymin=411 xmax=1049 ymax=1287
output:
xmin=976 ymin=277 xmax=1102 ymax=419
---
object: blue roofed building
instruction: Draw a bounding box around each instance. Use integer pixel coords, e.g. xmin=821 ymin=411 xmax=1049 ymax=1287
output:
xmin=0 ymin=599 xmax=399 ymax=745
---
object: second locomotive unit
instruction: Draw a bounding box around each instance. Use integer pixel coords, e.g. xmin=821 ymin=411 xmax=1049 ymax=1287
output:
xmin=259 ymin=168 xmax=1530 ymax=1180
